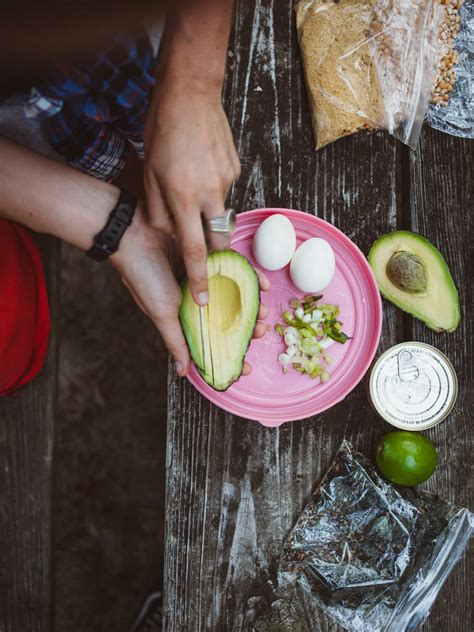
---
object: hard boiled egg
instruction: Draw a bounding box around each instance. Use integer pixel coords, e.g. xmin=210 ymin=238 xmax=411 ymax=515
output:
xmin=290 ymin=238 xmax=335 ymax=292
xmin=253 ymin=214 xmax=296 ymax=271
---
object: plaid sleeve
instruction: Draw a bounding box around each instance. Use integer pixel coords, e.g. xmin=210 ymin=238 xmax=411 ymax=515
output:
xmin=26 ymin=30 xmax=156 ymax=181
xmin=25 ymin=88 xmax=64 ymax=119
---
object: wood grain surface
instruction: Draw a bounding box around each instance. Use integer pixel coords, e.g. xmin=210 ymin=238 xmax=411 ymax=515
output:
xmin=0 ymin=237 xmax=58 ymax=632
xmin=164 ymin=3 xmax=473 ymax=631
xmin=165 ymin=1 xmax=396 ymax=630
xmin=405 ymin=130 xmax=473 ymax=632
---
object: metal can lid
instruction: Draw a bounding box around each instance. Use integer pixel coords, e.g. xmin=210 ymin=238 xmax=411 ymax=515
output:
xmin=369 ymin=342 xmax=458 ymax=431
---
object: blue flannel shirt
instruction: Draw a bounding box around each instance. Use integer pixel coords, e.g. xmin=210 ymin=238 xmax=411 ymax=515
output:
xmin=26 ymin=31 xmax=155 ymax=181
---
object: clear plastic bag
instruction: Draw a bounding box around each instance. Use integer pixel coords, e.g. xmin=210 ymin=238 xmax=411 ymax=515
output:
xmin=272 ymin=440 xmax=473 ymax=632
xmin=296 ymin=0 xmax=385 ymax=150
xmin=296 ymin=0 xmax=445 ymax=149
xmin=427 ymin=0 xmax=474 ymax=138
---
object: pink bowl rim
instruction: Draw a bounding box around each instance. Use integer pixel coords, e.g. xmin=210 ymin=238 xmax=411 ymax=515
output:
xmin=185 ymin=208 xmax=383 ymax=425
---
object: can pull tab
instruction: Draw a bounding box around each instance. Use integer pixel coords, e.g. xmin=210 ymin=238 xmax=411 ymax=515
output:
xmin=397 ymin=350 xmax=420 ymax=383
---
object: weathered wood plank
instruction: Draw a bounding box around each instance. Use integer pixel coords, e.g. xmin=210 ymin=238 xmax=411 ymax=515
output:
xmin=164 ymin=1 xmax=398 ymax=630
xmin=0 ymin=236 xmax=58 ymax=632
xmin=406 ymin=129 xmax=473 ymax=632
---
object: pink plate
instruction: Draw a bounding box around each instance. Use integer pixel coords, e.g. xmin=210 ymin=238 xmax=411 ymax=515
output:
xmin=186 ymin=208 xmax=382 ymax=426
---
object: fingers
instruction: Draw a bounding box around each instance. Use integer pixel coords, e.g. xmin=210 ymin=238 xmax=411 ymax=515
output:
xmin=125 ymin=282 xmax=191 ymax=377
xmin=202 ymin=200 xmax=232 ymax=251
xmin=174 ymin=209 xmax=209 ymax=306
xmin=245 ymin=290 xmax=270 ymax=371
xmin=122 ymin=278 xmax=150 ymax=316
xmin=255 ymin=268 xmax=271 ymax=292
xmin=124 ymin=278 xmax=191 ymax=376
xmin=258 ymin=303 xmax=269 ymax=320
xmin=154 ymin=315 xmax=191 ymax=377
xmin=242 ymin=362 xmax=252 ymax=376
xmin=116 ymin=220 xmax=192 ymax=375
xmin=253 ymin=322 xmax=267 ymax=339
xmin=207 ymin=231 xmax=231 ymax=252
xmin=145 ymin=175 xmax=175 ymax=235
xmin=145 ymin=263 xmax=191 ymax=375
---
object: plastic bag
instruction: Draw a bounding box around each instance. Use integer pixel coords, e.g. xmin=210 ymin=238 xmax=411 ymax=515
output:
xmin=296 ymin=0 xmax=385 ymax=150
xmin=427 ymin=0 xmax=474 ymax=138
xmin=296 ymin=0 xmax=444 ymax=149
xmin=274 ymin=440 xmax=473 ymax=632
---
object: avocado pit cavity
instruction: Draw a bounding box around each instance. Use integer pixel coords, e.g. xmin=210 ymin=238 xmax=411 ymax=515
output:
xmin=208 ymin=274 xmax=242 ymax=331
xmin=179 ymin=250 xmax=260 ymax=391
xmin=386 ymin=251 xmax=428 ymax=295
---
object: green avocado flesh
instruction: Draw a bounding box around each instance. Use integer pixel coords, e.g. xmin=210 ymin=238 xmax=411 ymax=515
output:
xmin=368 ymin=231 xmax=460 ymax=333
xmin=179 ymin=250 xmax=260 ymax=391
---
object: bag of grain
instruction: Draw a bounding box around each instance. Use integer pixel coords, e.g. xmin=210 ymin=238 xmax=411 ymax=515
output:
xmin=296 ymin=0 xmax=444 ymax=150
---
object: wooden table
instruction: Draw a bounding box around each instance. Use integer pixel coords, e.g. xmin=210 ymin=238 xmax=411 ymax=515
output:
xmin=0 ymin=237 xmax=58 ymax=632
xmin=164 ymin=1 xmax=472 ymax=630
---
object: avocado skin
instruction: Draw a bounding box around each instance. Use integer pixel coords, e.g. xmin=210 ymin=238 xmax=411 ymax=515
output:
xmin=179 ymin=249 xmax=260 ymax=391
xmin=368 ymin=231 xmax=460 ymax=333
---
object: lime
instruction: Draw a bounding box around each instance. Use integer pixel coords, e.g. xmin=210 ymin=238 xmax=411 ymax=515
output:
xmin=375 ymin=431 xmax=437 ymax=487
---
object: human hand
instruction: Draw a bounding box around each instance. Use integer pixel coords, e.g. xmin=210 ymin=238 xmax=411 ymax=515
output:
xmin=144 ymin=78 xmax=240 ymax=307
xmin=111 ymin=204 xmax=270 ymax=377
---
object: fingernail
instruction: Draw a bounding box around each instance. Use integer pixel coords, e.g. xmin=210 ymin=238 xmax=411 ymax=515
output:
xmin=197 ymin=292 xmax=208 ymax=306
xmin=175 ymin=362 xmax=183 ymax=374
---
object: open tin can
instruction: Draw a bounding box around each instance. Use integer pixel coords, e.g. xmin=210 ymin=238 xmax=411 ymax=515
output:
xmin=369 ymin=342 xmax=458 ymax=431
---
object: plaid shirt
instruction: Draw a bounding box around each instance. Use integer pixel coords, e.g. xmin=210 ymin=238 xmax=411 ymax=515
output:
xmin=26 ymin=31 xmax=155 ymax=181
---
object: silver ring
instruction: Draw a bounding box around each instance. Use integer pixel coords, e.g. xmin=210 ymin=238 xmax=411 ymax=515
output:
xmin=203 ymin=208 xmax=236 ymax=237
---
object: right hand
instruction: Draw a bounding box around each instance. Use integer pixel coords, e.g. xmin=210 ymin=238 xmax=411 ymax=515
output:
xmin=143 ymin=77 xmax=241 ymax=307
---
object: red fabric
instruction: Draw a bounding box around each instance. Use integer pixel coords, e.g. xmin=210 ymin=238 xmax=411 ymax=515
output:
xmin=0 ymin=220 xmax=50 ymax=396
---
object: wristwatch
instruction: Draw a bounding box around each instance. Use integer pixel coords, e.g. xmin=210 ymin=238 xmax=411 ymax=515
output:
xmin=86 ymin=189 xmax=137 ymax=262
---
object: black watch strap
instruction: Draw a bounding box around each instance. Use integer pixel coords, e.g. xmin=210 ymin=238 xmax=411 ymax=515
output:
xmin=86 ymin=189 xmax=137 ymax=262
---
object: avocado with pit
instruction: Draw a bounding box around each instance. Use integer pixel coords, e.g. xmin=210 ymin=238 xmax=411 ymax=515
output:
xmin=179 ymin=250 xmax=260 ymax=391
xmin=368 ymin=231 xmax=460 ymax=332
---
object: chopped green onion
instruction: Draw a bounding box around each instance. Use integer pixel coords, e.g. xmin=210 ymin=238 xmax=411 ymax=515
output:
xmin=304 ymin=294 xmax=323 ymax=303
xmin=275 ymin=295 xmax=351 ymax=382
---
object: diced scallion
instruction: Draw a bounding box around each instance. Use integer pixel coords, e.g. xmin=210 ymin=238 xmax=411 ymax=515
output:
xmin=276 ymin=295 xmax=351 ymax=381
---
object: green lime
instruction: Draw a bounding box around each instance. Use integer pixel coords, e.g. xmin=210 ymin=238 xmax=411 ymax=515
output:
xmin=375 ymin=431 xmax=437 ymax=487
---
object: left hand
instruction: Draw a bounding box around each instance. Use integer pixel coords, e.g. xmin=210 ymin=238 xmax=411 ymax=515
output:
xmin=144 ymin=77 xmax=241 ymax=307
xmin=111 ymin=203 xmax=270 ymax=377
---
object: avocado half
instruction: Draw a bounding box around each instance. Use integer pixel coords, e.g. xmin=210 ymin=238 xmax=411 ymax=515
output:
xmin=368 ymin=231 xmax=460 ymax=333
xmin=179 ymin=249 xmax=260 ymax=391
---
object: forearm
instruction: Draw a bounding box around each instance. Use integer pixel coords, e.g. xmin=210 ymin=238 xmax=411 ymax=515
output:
xmin=157 ymin=0 xmax=234 ymax=91
xmin=0 ymin=136 xmax=119 ymax=251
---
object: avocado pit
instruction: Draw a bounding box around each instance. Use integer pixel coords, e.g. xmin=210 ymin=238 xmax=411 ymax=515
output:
xmin=386 ymin=251 xmax=428 ymax=295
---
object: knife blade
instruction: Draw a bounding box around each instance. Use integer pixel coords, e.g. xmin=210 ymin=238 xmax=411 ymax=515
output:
xmin=199 ymin=304 xmax=206 ymax=377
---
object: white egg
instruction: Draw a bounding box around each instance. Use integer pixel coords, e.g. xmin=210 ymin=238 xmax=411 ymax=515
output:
xmin=253 ymin=214 xmax=296 ymax=271
xmin=290 ymin=238 xmax=335 ymax=292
